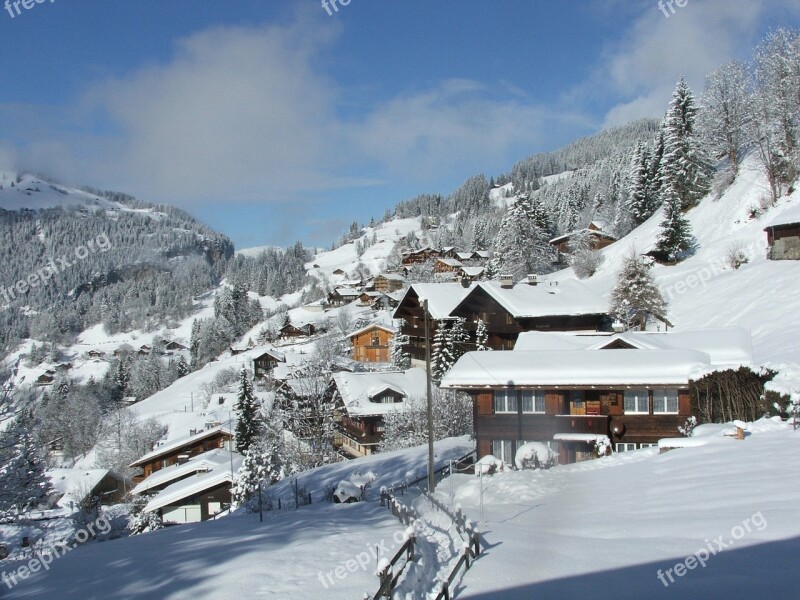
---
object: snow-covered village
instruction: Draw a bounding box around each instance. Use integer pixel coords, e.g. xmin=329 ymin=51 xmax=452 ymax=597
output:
xmin=1 ymin=2 xmax=800 ymax=599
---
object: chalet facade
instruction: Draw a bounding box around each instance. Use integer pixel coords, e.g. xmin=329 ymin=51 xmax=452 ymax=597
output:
xmin=328 ymin=287 xmax=361 ymax=306
xmin=253 ymin=349 xmax=286 ymax=379
xmin=441 ymin=328 xmax=753 ymax=465
xmin=142 ymin=451 xmax=244 ymax=523
xmin=129 ymin=424 xmax=233 ymax=483
xmin=331 ymin=369 xmax=426 ymax=457
xmin=434 ymin=258 xmax=463 ymax=274
xmin=279 ymin=323 xmax=316 ymax=339
xmin=374 ymin=273 xmax=406 ymax=293
xmin=393 ymin=279 xmax=608 ymax=365
xmin=765 ymin=206 xmax=800 ymax=260
xmin=349 ymin=323 xmax=395 ymax=363
xmin=549 ymin=221 xmax=616 ymax=265
xmin=401 ymin=247 xmax=439 ymax=266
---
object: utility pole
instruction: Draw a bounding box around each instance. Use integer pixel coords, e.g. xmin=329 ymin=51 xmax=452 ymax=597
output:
xmin=423 ymin=298 xmax=435 ymax=492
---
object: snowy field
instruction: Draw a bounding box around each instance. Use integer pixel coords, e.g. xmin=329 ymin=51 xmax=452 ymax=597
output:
xmin=450 ymin=419 xmax=800 ymax=598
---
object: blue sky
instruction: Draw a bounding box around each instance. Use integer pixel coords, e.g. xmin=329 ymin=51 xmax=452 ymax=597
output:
xmin=1 ymin=1 xmax=798 ymax=249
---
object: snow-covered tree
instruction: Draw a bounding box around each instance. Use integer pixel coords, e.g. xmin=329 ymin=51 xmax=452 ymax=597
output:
xmin=0 ymin=410 xmax=53 ymax=519
xmin=660 ymin=78 xmax=711 ymax=210
xmin=655 ymin=181 xmax=694 ymax=262
xmin=698 ymin=61 xmax=752 ymax=175
xmin=568 ymin=231 xmax=606 ymax=279
xmin=475 ymin=319 xmax=490 ymax=351
xmin=389 ymin=326 xmax=412 ymax=370
xmin=488 ymin=194 xmax=553 ymax=280
xmin=610 ymin=250 xmax=668 ymax=331
xmin=234 ymin=368 xmax=261 ymax=455
xmin=95 ymin=409 xmax=167 ymax=478
xmin=627 ymin=142 xmax=652 ymax=225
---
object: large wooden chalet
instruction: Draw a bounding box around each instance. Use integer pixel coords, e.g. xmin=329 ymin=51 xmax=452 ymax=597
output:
xmin=393 ymin=278 xmax=609 ymax=364
xmin=374 ymin=273 xmax=406 ymax=293
xmin=331 ymin=369 xmax=427 ymax=457
xmin=253 ymin=349 xmax=286 ymax=379
xmin=349 ymin=323 xmax=395 ymax=363
xmin=129 ymin=424 xmax=233 ymax=483
xmin=765 ymin=206 xmax=800 ymax=260
xmin=441 ymin=328 xmax=753 ymax=465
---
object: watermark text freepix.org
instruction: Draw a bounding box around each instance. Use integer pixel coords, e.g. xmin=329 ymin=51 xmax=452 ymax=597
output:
xmin=5 ymin=0 xmax=55 ymax=19
xmin=656 ymin=511 xmax=767 ymax=588
xmin=2 ymin=515 xmax=112 ymax=589
xmin=321 ymin=0 xmax=353 ymax=17
xmin=658 ymin=0 xmax=689 ymax=19
xmin=0 ymin=233 xmax=112 ymax=307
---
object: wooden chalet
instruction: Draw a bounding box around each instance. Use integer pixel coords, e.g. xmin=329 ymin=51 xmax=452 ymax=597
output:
xmin=327 ymin=287 xmax=361 ymax=307
xmin=765 ymin=206 xmax=800 ymax=260
xmin=141 ymin=450 xmax=244 ymax=523
xmin=35 ymin=371 xmax=56 ymax=386
xmin=87 ymin=350 xmax=105 ymax=359
xmin=401 ymin=247 xmax=439 ymax=266
xmin=441 ymin=328 xmax=753 ymax=465
xmin=48 ymin=468 xmax=132 ymax=510
xmin=549 ymin=221 xmax=616 ymax=265
xmin=374 ymin=273 xmax=406 ymax=293
xmin=279 ymin=322 xmax=316 ymax=339
xmin=448 ymin=279 xmax=609 ymax=350
xmin=331 ymin=369 xmax=427 ymax=457
xmin=165 ymin=341 xmax=187 ymax=351
xmin=332 ymin=268 xmax=347 ymax=276
xmin=253 ymin=349 xmax=286 ymax=379
xmin=392 ymin=283 xmax=476 ymax=365
xmin=349 ymin=323 xmax=395 ymax=363
xmin=129 ymin=424 xmax=233 ymax=483
xmin=434 ymin=257 xmax=463 ymax=274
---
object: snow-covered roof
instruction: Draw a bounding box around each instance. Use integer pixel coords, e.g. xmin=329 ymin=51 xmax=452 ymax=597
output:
xmin=253 ymin=349 xmax=286 ymax=362
xmin=766 ymin=204 xmax=800 ymax=228
xmin=514 ymin=327 xmax=753 ymax=366
xmin=130 ymin=424 xmax=233 ymax=468
xmin=333 ymin=287 xmax=361 ymax=297
xmin=464 ymin=280 xmax=608 ymax=318
xmin=437 ymin=257 xmax=463 ymax=267
xmin=440 ymin=349 xmax=713 ymax=388
xmin=131 ymin=449 xmax=233 ymax=496
xmin=144 ymin=452 xmax=243 ymax=513
xmin=460 ymin=266 xmax=485 ymax=277
xmin=333 ymin=368 xmax=428 ymax=417
xmin=48 ymin=469 xmax=127 ymax=508
xmin=548 ymin=228 xmax=617 ymax=245
xmin=348 ymin=323 xmax=396 ymax=339
xmin=394 ymin=283 xmax=475 ymax=320
xmin=456 ymin=252 xmax=474 ymax=261
xmin=376 ymin=273 xmax=405 ymax=281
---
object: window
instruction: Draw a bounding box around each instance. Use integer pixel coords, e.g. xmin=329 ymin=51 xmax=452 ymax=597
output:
xmin=653 ymin=390 xmax=679 ymax=414
xmin=569 ymin=390 xmax=585 ymax=407
xmin=639 ymin=443 xmax=658 ymax=449
xmin=521 ymin=390 xmax=545 ymax=413
xmin=624 ymin=389 xmax=649 ymax=414
xmin=493 ymin=390 xmax=518 ymax=413
xmin=371 ymin=334 xmax=381 ymax=346
xmin=491 ymin=440 xmax=514 ymax=463
xmin=615 ymin=443 xmax=637 ymax=452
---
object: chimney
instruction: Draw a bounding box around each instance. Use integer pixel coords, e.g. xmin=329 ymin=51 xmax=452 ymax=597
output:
xmin=526 ymin=274 xmax=538 ymax=286
xmin=499 ymin=274 xmax=514 ymax=289
xmin=612 ymin=321 xmax=625 ymax=333
xmin=460 ymin=276 xmax=471 ymax=288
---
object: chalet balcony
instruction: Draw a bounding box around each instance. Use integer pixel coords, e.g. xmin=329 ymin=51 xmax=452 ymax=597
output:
xmin=554 ymin=414 xmax=611 ymax=435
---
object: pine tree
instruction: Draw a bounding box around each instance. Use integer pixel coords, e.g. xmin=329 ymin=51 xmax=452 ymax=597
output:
xmin=655 ymin=181 xmax=694 ymax=261
xmin=610 ymin=250 xmax=668 ymax=331
xmin=389 ymin=327 xmax=411 ymax=371
xmin=489 ymin=194 xmax=553 ymax=280
xmin=475 ymin=319 xmax=490 ymax=351
xmin=234 ymin=368 xmax=261 ymax=455
xmin=660 ymin=77 xmax=711 ymax=210
xmin=627 ymin=142 xmax=652 ymax=225
xmin=0 ymin=410 xmax=53 ymax=519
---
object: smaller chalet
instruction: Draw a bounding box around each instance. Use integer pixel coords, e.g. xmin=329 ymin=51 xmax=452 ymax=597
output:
xmin=36 ymin=371 xmax=56 ymax=386
xmin=349 ymin=323 xmax=395 ymax=363
xmin=332 ymin=268 xmax=347 ymax=276
xmin=165 ymin=341 xmax=187 ymax=351
xmin=87 ymin=350 xmax=105 ymax=359
xmin=549 ymin=221 xmax=616 ymax=265
xmin=230 ymin=338 xmax=255 ymax=356
xmin=434 ymin=257 xmax=463 ymax=274
xmin=374 ymin=273 xmax=406 ymax=293
xmin=280 ymin=322 xmax=316 ymax=339
xmin=48 ymin=468 xmax=131 ymax=510
xmin=253 ymin=349 xmax=286 ymax=379
xmin=129 ymin=424 xmax=233 ymax=483
xmin=765 ymin=206 xmax=800 ymax=260
xmin=142 ymin=450 xmax=244 ymax=523
xmin=401 ymin=247 xmax=439 ymax=266
xmin=328 ymin=287 xmax=361 ymax=307
xmin=332 ymin=369 xmax=427 ymax=457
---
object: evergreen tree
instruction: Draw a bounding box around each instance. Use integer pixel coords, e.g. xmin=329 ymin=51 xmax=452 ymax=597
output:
xmin=489 ymin=194 xmax=553 ymax=280
xmin=660 ymin=78 xmax=711 ymax=210
xmin=610 ymin=250 xmax=668 ymax=331
xmin=234 ymin=368 xmax=261 ymax=455
xmin=430 ymin=321 xmax=450 ymax=385
xmin=0 ymin=410 xmax=53 ymax=519
xmin=475 ymin=319 xmax=490 ymax=351
xmin=389 ymin=327 xmax=411 ymax=371
xmin=627 ymin=142 xmax=652 ymax=225
xmin=655 ymin=182 xmax=694 ymax=261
